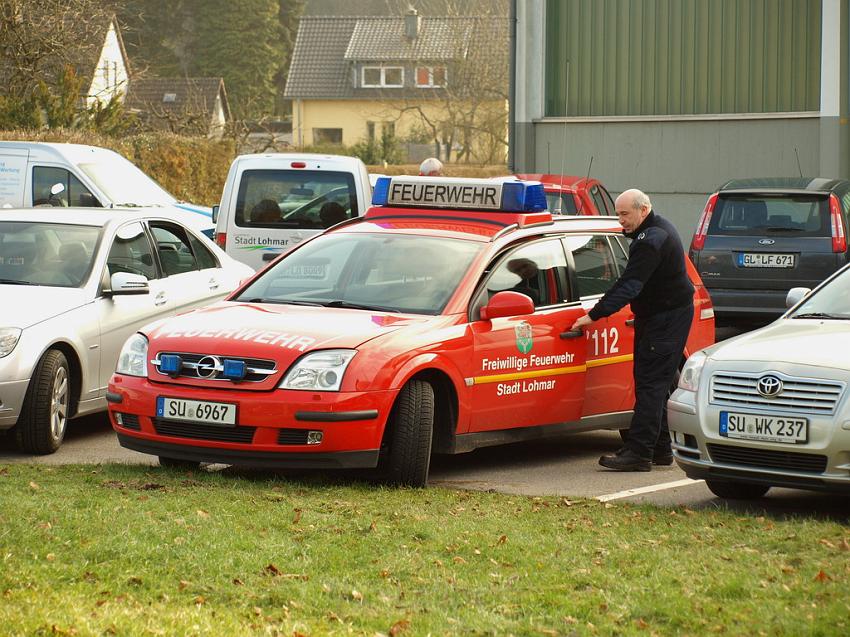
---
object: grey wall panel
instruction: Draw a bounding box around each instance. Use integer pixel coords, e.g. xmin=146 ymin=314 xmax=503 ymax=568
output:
xmin=532 ymin=117 xmax=821 ymax=238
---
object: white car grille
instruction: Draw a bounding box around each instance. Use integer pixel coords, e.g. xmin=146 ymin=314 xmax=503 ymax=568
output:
xmin=710 ymin=372 xmax=844 ymax=415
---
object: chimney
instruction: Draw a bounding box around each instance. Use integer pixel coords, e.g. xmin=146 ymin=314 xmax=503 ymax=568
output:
xmin=404 ymin=8 xmax=420 ymax=39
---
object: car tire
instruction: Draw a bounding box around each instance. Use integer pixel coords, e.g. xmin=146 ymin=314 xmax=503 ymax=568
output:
xmin=158 ymin=456 xmax=201 ymax=470
xmin=383 ymin=379 xmax=434 ymax=487
xmin=706 ymin=480 xmax=770 ymax=500
xmin=16 ymin=349 xmax=70 ymax=454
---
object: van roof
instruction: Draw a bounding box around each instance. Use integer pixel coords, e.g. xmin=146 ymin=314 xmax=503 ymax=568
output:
xmin=0 ymin=141 xmax=119 ymax=164
xmin=233 ymin=152 xmax=365 ymax=166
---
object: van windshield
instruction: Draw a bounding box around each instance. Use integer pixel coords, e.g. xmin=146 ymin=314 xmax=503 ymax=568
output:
xmin=708 ymin=194 xmax=830 ymax=236
xmin=234 ymin=169 xmax=358 ymax=230
xmin=78 ymin=159 xmax=175 ymax=207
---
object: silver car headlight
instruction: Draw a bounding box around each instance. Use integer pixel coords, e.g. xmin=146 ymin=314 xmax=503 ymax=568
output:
xmin=280 ymin=349 xmax=356 ymax=391
xmin=116 ymin=333 xmax=149 ymax=377
xmin=0 ymin=327 xmax=22 ymax=358
xmin=678 ymin=351 xmax=707 ymax=392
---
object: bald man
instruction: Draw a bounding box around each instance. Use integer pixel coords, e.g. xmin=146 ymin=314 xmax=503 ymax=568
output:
xmin=570 ymin=189 xmax=694 ymax=471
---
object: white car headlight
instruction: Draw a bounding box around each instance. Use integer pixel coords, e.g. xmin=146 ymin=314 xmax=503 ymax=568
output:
xmin=116 ymin=333 xmax=149 ymax=377
xmin=678 ymin=351 xmax=707 ymax=392
xmin=280 ymin=349 xmax=356 ymax=392
xmin=0 ymin=327 xmax=22 ymax=358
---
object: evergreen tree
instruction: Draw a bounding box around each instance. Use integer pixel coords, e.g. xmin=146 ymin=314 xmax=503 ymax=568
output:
xmin=192 ymin=0 xmax=283 ymax=119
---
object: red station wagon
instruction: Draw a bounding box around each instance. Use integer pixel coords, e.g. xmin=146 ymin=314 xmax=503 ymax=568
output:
xmin=515 ymin=173 xmax=615 ymax=216
xmin=108 ymin=177 xmax=714 ymax=486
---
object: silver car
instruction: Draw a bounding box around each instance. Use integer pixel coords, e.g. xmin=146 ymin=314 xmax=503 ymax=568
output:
xmin=669 ymin=263 xmax=850 ymax=499
xmin=0 ymin=208 xmax=253 ymax=453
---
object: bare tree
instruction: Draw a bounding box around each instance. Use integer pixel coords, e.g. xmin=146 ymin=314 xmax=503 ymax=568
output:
xmin=0 ymin=0 xmax=119 ymax=101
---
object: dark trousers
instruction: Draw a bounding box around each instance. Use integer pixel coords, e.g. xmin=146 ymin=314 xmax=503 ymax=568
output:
xmin=626 ymin=304 xmax=694 ymax=459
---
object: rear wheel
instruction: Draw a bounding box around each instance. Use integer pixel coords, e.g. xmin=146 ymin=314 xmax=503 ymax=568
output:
xmin=158 ymin=456 xmax=201 ymax=470
xmin=16 ymin=350 xmax=70 ymax=454
xmin=383 ymin=380 xmax=434 ymax=487
xmin=706 ymin=479 xmax=770 ymax=500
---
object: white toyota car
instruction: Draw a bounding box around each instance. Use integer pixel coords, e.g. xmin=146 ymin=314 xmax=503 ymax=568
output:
xmin=669 ymin=263 xmax=850 ymax=499
xmin=0 ymin=208 xmax=253 ymax=454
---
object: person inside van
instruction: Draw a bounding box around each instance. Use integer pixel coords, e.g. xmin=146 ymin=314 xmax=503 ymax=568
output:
xmin=251 ymin=199 xmax=282 ymax=224
xmin=319 ymin=201 xmax=348 ymax=227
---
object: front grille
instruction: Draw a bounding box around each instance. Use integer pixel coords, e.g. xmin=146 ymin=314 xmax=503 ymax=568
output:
xmin=152 ymin=352 xmax=277 ymax=383
xmin=710 ymin=372 xmax=844 ymax=415
xmin=277 ymin=429 xmax=310 ymax=445
xmin=153 ymin=418 xmax=256 ymax=443
xmin=116 ymin=413 xmax=141 ymax=431
xmin=707 ymin=443 xmax=828 ymax=474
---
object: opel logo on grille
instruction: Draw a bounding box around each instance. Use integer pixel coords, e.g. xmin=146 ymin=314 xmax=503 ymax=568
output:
xmin=756 ymin=375 xmax=782 ymax=397
xmin=758 ymin=238 xmax=775 ymax=245
xmin=196 ymin=355 xmax=221 ymax=379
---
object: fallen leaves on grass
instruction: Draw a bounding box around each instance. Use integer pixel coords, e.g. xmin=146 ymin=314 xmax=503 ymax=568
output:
xmin=814 ymin=570 xmax=831 ymax=582
xmin=389 ymin=618 xmax=409 ymax=635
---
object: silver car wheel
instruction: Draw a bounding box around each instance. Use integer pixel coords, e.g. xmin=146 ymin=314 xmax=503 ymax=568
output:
xmin=50 ymin=365 xmax=69 ymax=440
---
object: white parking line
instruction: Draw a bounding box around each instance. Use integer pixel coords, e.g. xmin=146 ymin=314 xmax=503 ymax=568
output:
xmin=596 ymin=478 xmax=705 ymax=502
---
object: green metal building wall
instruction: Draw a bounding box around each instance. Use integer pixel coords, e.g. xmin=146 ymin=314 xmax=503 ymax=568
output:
xmin=544 ymin=0 xmax=822 ymax=117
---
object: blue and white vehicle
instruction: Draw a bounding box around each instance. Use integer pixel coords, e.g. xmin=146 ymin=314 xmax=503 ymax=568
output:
xmin=0 ymin=142 xmax=214 ymax=237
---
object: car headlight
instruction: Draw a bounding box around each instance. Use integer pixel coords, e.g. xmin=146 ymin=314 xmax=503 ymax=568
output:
xmin=0 ymin=328 xmax=22 ymax=358
xmin=678 ymin=351 xmax=707 ymax=392
xmin=116 ymin=333 xmax=149 ymax=377
xmin=280 ymin=349 xmax=356 ymax=391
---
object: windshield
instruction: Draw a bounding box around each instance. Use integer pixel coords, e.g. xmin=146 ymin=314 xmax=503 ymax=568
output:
xmin=708 ymin=194 xmax=830 ymax=236
xmin=545 ymin=192 xmax=577 ymax=215
xmin=0 ymin=221 xmax=101 ymax=287
xmin=788 ymin=266 xmax=850 ymax=319
xmin=235 ymin=232 xmax=482 ymax=315
xmin=234 ymin=169 xmax=358 ymax=229
xmin=78 ymin=157 xmax=175 ymax=207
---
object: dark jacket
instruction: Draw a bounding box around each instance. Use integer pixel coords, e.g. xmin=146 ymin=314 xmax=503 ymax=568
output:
xmin=588 ymin=211 xmax=694 ymax=320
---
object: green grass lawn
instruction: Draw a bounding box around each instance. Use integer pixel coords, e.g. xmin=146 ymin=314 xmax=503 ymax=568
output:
xmin=0 ymin=463 xmax=847 ymax=636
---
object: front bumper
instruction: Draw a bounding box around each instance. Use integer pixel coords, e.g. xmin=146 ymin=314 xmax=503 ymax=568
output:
xmin=0 ymin=378 xmax=29 ymax=429
xmin=668 ymin=388 xmax=850 ymax=494
xmin=108 ymin=374 xmax=397 ymax=468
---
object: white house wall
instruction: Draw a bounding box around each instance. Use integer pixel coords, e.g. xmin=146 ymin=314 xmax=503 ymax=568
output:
xmin=86 ymin=22 xmax=128 ymax=107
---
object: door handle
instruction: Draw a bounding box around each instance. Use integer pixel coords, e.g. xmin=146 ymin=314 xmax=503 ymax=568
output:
xmin=262 ymin=253 xmax=277 ymax=261
xmin=560 ymin=329 xmax=583 ymax=339
xmin=625 ymin=318 xmax=635 ymax=326
xmin=208 ymin=278 xmax=220 ymax=290
xmin=154 ymin=292 xmax=167 ymax=306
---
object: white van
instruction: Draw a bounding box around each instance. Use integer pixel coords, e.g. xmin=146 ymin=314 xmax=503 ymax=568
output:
xmin=212 ymin=153 xmax=371 ymax=270
xmin=0 ymin=142 xmax=214 ymax=237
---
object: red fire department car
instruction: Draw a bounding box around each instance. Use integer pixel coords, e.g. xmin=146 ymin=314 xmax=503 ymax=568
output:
xmin=108 ymin=177 xmax=715 ymax=486
xmin=514 ymin=173 xmax=615 ymax=216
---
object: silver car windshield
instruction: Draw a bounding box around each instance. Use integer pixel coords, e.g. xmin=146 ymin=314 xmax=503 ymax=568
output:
xmin=0 ymin=221 xmax=100 ymax=288
xmin=790 ymin=266 xmax=850 ymax=319
xmin=235 ymin=232 xmax=482 ymax=315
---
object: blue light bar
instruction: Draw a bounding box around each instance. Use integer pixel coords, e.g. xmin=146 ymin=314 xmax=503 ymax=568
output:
xmin=159 ymin=354 xmax=182 ymax=375
xmin=372 ymin=176 xmax=391 ymax=206
xmin=222 ymin=359 xmax=247 ymax=381
xmin=501 ymin=182 xmax=547 ymax=212
xmin=370 ymin=176 xmax=547 ymax=213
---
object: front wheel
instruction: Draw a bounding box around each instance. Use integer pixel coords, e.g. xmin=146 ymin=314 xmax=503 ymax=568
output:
xmin=16 ymin=349 xmax=71 ymax=454
xmin=383 ymin=380 xmax=434 ymax=487
xmin=706 ymin=479 xmax=770 ymax=500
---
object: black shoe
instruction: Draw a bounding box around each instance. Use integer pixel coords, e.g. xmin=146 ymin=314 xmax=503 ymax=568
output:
xmin=652 ymin=450 xmax=674 ymax=466
xmin=599 ymin=449 xmax=651 ymax=472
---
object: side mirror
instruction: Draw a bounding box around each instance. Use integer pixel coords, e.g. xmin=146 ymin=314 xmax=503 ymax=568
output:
xmin=108 ymin=271 xmax=150 ymax=296
xmin=480 ymin=291 xmax=535 ymax=320
xmin=786 ymin=287 xmax=811 ymax=308
xmin=211 ymin=205 xmax=219 ymax=223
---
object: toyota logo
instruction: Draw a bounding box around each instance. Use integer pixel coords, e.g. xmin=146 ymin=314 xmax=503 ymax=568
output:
xmin=756 ymin=375 xmax=783 ymax=397
xmin=758 ymin=238 xmax=775 ymax=245
xmin=196 ymin=355 xmax=221 ymax=379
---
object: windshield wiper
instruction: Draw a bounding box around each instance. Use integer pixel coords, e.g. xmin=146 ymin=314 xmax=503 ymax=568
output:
xmin=0 ymin=278 xmax=30 ymax=285
xmin=792 ymin=312 xmax=850 ymax=320
xmin=324 ymin=300 xmax=400 ymax=313
xmin=243 ymin=298 xmax=324 ymax=306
